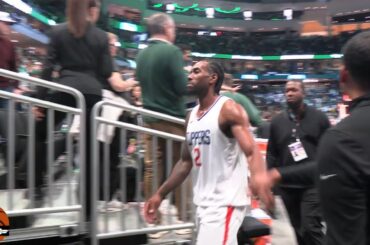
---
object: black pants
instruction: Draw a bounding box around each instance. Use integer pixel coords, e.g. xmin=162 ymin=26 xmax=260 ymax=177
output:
xmin=98 ymin=112 xmax=138 ymax=202
xmin=35 ymin=92 xmax=101 ymax=222
xmin=278 ymin=187 xmax=324 ymax=245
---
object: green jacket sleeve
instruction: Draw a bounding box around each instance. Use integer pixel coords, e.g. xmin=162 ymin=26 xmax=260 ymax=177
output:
xmin=168 ymin=48 xmax=187 ymax=96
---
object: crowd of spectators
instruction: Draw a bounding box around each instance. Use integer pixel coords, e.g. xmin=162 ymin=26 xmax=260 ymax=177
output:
xmin=176 ymin=30 xmax=363 ymax=55
xmin=215 ymin=58 xmax=341 ymax=75
xmin=240 ymin=80 xmax=341 ymax=121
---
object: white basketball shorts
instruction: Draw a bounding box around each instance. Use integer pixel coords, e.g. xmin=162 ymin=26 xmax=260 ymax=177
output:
xmin=195 ymin=205 xmax=247 ymax=245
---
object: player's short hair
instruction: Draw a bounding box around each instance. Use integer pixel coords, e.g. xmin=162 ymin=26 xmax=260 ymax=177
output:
xmin=342 ymin=31 xmax=370 ymax=90
xmin=205 ymin=60 xmax=224 ymax=94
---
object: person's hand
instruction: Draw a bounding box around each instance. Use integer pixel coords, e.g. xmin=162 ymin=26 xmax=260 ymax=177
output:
xmin=268 ymin=168 xmax=282 ymax=186
xmin=143 ymin=193 xmax=162 ymax=224
xmin=230 ymin=85 xmax=241 ymax=92
xmin=126 ymin=78 xmax=138 ymax=88
xmin=13 ymin=88 xmax=25 ymax=95
xmin=32 ymin=107 xmax=45 ymax=121
xmin=250 ymin=171 xmax=275 ymax=212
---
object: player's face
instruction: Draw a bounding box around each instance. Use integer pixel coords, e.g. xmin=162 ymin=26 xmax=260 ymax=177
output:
xmin=187 ymin=61 xmax=212 ymax=95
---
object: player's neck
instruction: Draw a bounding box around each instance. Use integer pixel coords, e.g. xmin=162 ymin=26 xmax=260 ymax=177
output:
xmin=198 ymin=93 xmax=219 ymax=112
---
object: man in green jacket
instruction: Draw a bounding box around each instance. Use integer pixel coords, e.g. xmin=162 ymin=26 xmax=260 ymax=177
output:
xmin=221 ymin=74 xmax=262 ymax=127
xmin=136 ymin=13 xmax=188 ymax=223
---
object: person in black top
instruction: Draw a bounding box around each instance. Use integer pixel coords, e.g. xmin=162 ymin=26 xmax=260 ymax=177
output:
xmin=266 ymin=80 xmax=330 ymax=245
xmin=97 ymin=32 xmax=138 ymax=207
xmin=33 ymin=0 xmax=112 ymax=222
xmin=317 ymin=31 xmax=370 ymax=245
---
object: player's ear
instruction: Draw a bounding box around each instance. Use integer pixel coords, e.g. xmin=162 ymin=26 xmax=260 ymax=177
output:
xmin=211 ymin=73 xmax=217 ymax=82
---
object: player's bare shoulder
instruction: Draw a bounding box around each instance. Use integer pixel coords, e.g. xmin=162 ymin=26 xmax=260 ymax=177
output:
xmin=219 ymin=98 xmax=250 ymax=136
xmin=220 ymin=99 xmax=249 ymax=124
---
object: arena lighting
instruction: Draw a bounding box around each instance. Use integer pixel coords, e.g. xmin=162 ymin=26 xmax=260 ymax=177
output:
xmin=166 ymin=4 xmax=175 ymax=13
xmin=2 ymin=0 xmax=32 ymax=14
xmin=153 ymin=3 xmax=163 ymax=8
xmin=110 ymin=19 xmax=144 ymax=32
xmin=243 ymin=11 xmax=253 ymax=20
xmin=232 ymin=55 xmax=263 ymax=60
xmin=32 ymin=11 xmax=56 ymax=25
xmin=215 ymin=7 xmax=240 ymax=14
xmin=205 ymin=8 xmax=215 ymax=18
xmin=2 ymin=0 xmax=56 ymax=25
xmin=190 ymin=53 xmax=343 ymax=60
xmin=287 ymin=74 xmax=307 ymax=80
xmin=119 ymin=22 xmax=139 ymax=32
xmin=197 ymin=31 xmax=222 ymax=36
xmin=327 ymin=54 xmax=343 ymax=58
xmin=281 ymin=55 xmax=314 ymax=60
xmin=0 ymin=11 xmax=14 ymax=22
xmin=191 ymin=52 xmax=216 ymax=58
xmin=241 ymin=74 xmax=258 ymax=80
xmin=303 ymin=79 xmax=319 ymax=83
xmin=138 ymin=44 xmax=148 ymax=49
xmin=284 ymin=8 xmax=293 ymax=20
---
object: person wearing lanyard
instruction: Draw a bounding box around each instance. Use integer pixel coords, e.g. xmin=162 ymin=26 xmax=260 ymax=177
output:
xmin=266 ymin=80 xmax=330 ymax=245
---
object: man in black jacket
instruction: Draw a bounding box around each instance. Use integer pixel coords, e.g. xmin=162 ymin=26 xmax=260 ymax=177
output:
xmin=266 ymin=80 xmax=330 ymax=245
xmin=316 ymin=31 xmax=370 ymax=245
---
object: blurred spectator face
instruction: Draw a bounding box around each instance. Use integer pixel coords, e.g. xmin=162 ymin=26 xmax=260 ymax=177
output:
xmin=109 ymin=36 xmax=118 ymax=57
xmin=88 ymin=1 xmax=101 ymax=24
xmin=0 ymin=21 xmax=11 ymax=37
xmin=285 ymin=81 xmax=304 ymax=108
xmin=132 ymin=85 xmax=141 ymax=100
xmin=165 ymin=19 xmax=176 ymax=43
xmin=183 ymin=49 xmax=191 ymax=62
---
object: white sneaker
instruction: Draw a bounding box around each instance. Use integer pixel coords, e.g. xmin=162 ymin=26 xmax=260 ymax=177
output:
xmin=173 ymin=220 xmax=192 ymax=235
xmin=159 ymin=199 xmax=178 ymax=216
xmin=145 ymin=222 xmax=169 ymax=239
xmin=148 ymin=231 xmax=169 ymax=239
xmin=99 ymin=200 xmax=127 ymax=212
xmin=175 ymin=228 xmax=192 ymax=235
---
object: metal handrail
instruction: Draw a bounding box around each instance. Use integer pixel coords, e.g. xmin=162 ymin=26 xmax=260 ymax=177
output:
xmin=0 ymin=69 xmax=85 ymax=110
xmin=96 ymin=117 xmax=185 ymax=142
xmin=0 ymin=91 xmax=80 ymax=113
xmin=91 ymin=100 xmax=191 ymax=245
xmin=94 ymin=100 xmax=185 ymax=125
xmin=0 ymin=69 xmax=87 ymax=231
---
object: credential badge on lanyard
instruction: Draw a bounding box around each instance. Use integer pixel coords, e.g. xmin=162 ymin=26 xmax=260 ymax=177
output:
xmin=288 ymin=125 xmax=308 ymax=162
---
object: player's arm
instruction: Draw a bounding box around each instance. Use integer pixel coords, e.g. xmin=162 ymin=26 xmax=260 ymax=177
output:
xmin=220 ymin=100 xmax=273 ymax=209
xmin=156 ymin=141 xmax=193 ymax=199
xmin=220 ymin=100 xmax=265 ymax=174
xmin=144 ymin=119 xmax=193 ymax=223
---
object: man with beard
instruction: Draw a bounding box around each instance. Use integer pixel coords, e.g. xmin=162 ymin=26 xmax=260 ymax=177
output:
xmin=144 ymin=60 xmax=273 ymax=245
xmin=266 ymin=80 xmax=330 ymax=245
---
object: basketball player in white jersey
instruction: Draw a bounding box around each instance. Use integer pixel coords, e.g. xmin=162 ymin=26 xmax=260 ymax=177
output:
xmin=144 ymin=60 xmax=273 ymax=245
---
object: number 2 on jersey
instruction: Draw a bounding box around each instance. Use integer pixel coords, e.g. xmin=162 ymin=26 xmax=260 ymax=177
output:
xmin=193 ymin=147 xmax=202 ymax=167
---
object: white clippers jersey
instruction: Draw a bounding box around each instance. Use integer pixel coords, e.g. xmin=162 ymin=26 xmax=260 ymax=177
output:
xmin=186 ymin=96 xmax=248 ymax=207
